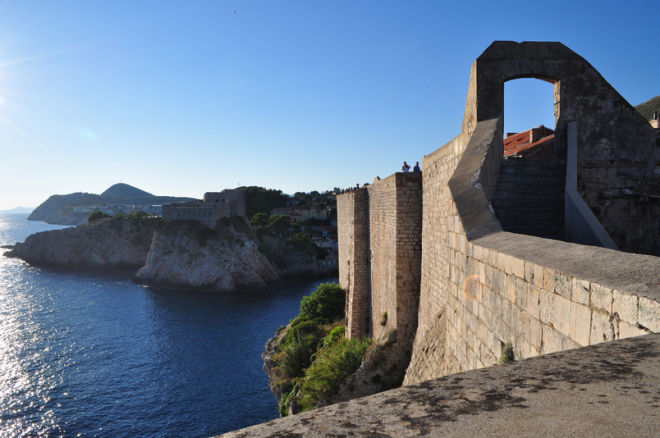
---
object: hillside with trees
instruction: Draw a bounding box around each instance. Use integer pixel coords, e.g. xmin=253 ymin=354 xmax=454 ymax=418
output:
xmin=635 ymin=95 xmax=660 ymax=120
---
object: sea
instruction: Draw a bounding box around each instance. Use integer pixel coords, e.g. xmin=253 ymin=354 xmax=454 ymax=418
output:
xmin=0 ymin=213 xmax=335 ymax=437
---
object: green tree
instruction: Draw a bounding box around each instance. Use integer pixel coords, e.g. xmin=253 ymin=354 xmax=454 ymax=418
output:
xmin=250 ymin=212 xmax=270 ymax=227
xmin=87 ymin=210 xmax=111 ymax=223
xmin=298 ymin=282 xmax=346 ymax=325
xmin=127 ymin=211 xmax=149 ymax=220
xmin=239 ymin=186 xmax=289 ymax=219
xmin=290 ymin=232 xmax=315 ymax=256
xmin=267 ymin=214 xmax=300 ymax=237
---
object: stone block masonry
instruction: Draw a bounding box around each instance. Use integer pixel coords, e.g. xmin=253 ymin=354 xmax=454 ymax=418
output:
xmin=405 ymin=41 xmax=660 ymax=384
xmin=338 ymin=172 xmax=422 ymax=362
xmin=337 ymin=188 xmax=370 ymax=339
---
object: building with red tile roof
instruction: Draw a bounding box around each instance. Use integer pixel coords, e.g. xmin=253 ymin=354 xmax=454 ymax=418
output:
xmin=503 ymin=125 xmax=555 ymax=158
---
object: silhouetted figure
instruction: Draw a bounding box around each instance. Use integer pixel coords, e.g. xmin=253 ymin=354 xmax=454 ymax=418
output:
xmin=413 ymin=162 xmax=421 ymax=172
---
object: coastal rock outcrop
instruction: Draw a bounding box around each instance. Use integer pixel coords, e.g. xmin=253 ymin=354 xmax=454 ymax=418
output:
xmin=5 ymin=216 xmax=336 ymax=293
xmin=5 ymin=218 xmax=155 ymax=267
xmin=133 ymin=218 xmax=279 ymax=292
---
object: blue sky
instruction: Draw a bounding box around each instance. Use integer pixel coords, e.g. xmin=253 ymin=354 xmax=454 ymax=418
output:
xmin=0 ymin=0 xmax=657 ymax=210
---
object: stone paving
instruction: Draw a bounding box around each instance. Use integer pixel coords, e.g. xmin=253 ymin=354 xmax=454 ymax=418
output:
xmin=218 ymin=333 xmax=660 ymax=437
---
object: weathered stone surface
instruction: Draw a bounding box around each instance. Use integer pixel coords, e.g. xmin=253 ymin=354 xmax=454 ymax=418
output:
xmin=220 ymin=334 xmax=660 ymax=438
xmin=4 ymin=218 xmax=156 ymax=267
xmin=133 ymin=219 xmax=278 ymax=292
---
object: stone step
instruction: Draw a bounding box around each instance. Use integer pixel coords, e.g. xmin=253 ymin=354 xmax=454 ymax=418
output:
xmin=493 ymin=190 xmax=564 ymax=200
xmin=497 ymin=173 xmax=566 ymax=183
xmin=491 ymin=199 xmax=564 ymax=210
xmin=494 ymin=207 xmax=564 ymax=218
xmin=491 ymin=199 xmax=564 ymax=214
xmin=498 ymin=216 xmax=564 ymax=227
xmin=501 ymin=158 xmax=566 ymax=167
xmin=496 ymin=182 xmax=565 ymax=192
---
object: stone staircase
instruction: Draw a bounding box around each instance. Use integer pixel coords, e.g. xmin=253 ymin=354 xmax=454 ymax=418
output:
xmin=492 ymin=159 xmax=566 ymax=241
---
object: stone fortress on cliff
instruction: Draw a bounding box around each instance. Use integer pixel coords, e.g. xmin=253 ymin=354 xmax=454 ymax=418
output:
xmin=219 ymin=41 xmax=660 ymax=437
xmin=162 ymin=189 xmax=246 ymax=229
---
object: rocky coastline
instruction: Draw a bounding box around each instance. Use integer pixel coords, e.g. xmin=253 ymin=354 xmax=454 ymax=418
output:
xmin=4 ymin=216 xmax=337 ymax=292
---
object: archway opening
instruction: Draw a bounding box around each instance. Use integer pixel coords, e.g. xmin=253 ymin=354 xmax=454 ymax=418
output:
xmin=503 ymin=78 xmax=556 ymax=159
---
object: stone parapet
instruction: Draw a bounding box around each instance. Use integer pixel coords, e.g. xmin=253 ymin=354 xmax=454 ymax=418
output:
xmin=220 ymin=334 xmax=660 ymax=438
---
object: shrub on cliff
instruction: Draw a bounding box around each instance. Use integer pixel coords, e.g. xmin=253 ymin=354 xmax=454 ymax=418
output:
xmin=269 ymin=282 xmax=349 ymax=416
xmin=297 ymin=337 xmax=372 ymax=412
xmin=87 ymin=210 xmax=112 ymax=223
xmin=289 ymin=232 xmax=316 ymax=257
xmin=297 ymin=282 xmax=346 ymax=325
xmin=275 ymin=321 xmax=324 ymax=382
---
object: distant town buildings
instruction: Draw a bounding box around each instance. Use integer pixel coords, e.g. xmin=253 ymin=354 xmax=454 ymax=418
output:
xmin=162 ymin=189 xmax=246 ymax=228
xmin=74 ymin=203 xmax=161 ymax=216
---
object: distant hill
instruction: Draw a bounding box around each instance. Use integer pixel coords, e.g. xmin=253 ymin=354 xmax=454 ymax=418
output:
xmin=101 ymin=183 xmax=153 ymax=199
xmin=29 ymin=184 xmax=196 ymax=225
xmin=635 ymin=95 xmax=660 ymax=120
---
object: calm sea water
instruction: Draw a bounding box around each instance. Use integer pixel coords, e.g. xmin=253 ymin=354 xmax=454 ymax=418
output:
xmin=0 ymin=214 xmax=334 ymax=437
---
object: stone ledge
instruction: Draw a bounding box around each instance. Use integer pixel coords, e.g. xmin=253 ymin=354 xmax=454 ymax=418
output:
xmin=472 ymin=231 xmax=660 ymax=301
xmin=217 ymin=333 xmax=660 ymax=437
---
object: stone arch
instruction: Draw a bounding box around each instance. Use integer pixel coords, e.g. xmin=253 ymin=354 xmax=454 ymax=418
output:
xmin=457 ymin=41 xmax=659 ymax=254
xmin=502 ymin=76 xmax=559 ymax=159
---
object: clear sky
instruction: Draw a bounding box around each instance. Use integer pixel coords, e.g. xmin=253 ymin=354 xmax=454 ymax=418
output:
xmin=0 ymin=0 xmax=657 ymax=210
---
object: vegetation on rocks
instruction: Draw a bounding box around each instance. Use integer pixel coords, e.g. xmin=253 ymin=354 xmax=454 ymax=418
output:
xmin=239 ymin=186 xmax=288 ymax=219
xmin=251 ymin=213 xmax=327 ymax=263
xmin=635 ymin=94 xmax=660 ymax=121
xmin=499 ymin=342 xmax=515 ymax=364
xmin=267 ymin=283 xmax=372 ymax=416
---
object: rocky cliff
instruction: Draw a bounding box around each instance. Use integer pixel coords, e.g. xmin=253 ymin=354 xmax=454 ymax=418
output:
xmin=4 ymin=217 xmax=336 ymax=292
xmin=132 ymin=219 xmax=279 ymax=292
xmin=5 ymin=218 xmax=155 ymax=267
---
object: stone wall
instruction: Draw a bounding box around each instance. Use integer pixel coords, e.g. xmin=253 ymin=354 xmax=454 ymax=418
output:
xmin=368 ymin=173 xmax=423 ymax=347
xmin=162 ymin=189 xmax=246 ymax=229
xmin=337 ymin=188 xmax=370 ymax=339
xmin=463 ymin=41 xmax=660 ymax=255
xmin=404 ymin=114 xmax=660 ymax=385
xmin=405 ymin=41 xmax=660 ymax=384
xmin=338 ymin=173 xmax=422 ymax=355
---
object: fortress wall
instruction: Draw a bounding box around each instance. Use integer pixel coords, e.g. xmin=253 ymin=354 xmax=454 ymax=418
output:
xmin=338 ymin=188 xmax=370 ymax=339
xmin=367 ymin=173 xmax=423 ymax=349
xmin=367 ymin=175 xmax=399 ymax=342
xmin=338 ymin=172 xmax=423 ymax=356
xmin=391 ymin=173 xmax=423 ymax=350
xmin=466 ymin=42 xmax=660 ymax=255
xmin=431 ymin=230 xmax=659 ymax=381
xmin=404 ymin=118 xmax=660 ymax=385
xmin=403 ymin=136 xmax=466 ymax=384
